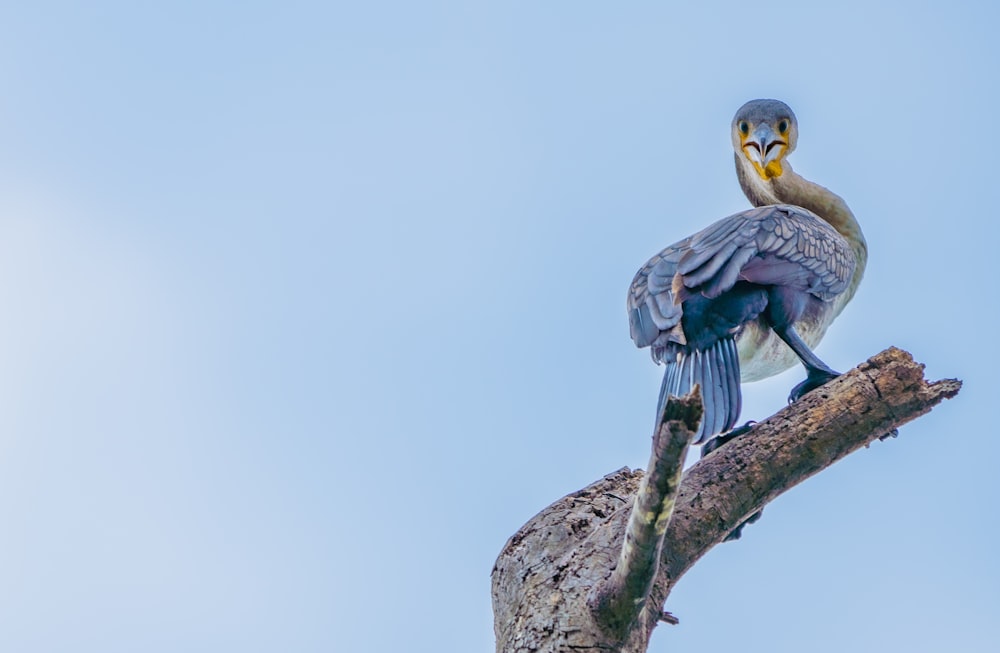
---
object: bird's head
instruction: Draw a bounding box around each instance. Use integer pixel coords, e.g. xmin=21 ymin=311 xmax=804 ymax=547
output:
xmin=731 ymin=99 xmax=797 ymax=181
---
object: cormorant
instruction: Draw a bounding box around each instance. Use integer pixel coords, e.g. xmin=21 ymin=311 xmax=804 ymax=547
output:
xmin=628 ymin=99 xmax=867 ymax=445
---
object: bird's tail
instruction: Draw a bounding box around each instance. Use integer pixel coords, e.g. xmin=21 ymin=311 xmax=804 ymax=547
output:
xmin=656 ymin=338 xmax=741 ymax=443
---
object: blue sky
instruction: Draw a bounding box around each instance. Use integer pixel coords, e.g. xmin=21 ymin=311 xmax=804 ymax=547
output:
xmin=0 ymin=2 xmax=996 ymax=651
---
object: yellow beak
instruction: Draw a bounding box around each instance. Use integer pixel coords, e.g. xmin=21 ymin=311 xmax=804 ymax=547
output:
xmin=743 ymin=123 xmax=787 ymax=179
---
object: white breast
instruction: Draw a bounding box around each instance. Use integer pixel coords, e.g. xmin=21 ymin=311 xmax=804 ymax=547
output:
xmin=736 ymin=317 xmax=831 ymax=383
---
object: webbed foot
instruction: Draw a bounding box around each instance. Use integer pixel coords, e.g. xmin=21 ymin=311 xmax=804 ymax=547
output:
xmin=879 ymin=428 xmax=899 ymax=441
xmin=701 ymin=421 xmax=756 ymax=457
xmin=724 ymin=510 xmax=763 ymax=542
xmin=788 ymin=369 xmax=840 ymax=403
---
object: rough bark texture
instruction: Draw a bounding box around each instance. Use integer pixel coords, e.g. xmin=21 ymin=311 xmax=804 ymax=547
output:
xmin=491 ymin=348 xmax=961 ymax=653
xmin=587 ymin=391 xmax=700 ymax=642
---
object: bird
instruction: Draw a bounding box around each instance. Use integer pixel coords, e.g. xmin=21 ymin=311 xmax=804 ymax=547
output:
xmin=627 ymin=99 xmax=867 ymax=446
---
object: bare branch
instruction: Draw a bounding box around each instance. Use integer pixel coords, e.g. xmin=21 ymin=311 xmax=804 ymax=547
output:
xmin=655 ymin=347 xmax=961 ymax=591
xmin=492 ymin=348 xmax=962 ymax=653
xmin=589 ymin=389 xmax=701 ymax=639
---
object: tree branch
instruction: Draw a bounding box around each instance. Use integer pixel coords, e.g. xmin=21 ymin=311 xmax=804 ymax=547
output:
xmin=655 ymin=347 xmax=961 ymax=591
xmin=588 ymin=390 xmax=701 ymax=639
xmin=491 ymin=347 xmax=961 ymax=653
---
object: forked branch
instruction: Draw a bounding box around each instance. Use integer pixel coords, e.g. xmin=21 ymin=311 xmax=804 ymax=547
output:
xmin=588 ymin=390 xmax=701 ymax=639
xmin=492 ymin=348 xmax=961 ymax=653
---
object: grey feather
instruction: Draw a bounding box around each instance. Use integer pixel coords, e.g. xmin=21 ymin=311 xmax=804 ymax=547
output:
xmin=627 ymin=204 xmax=856 ymax=349
xmin=652 ymin=338 xmax=741 ymax=443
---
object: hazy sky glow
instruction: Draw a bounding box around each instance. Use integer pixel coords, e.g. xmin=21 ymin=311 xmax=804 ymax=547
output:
xmin=0 ymin=2 xmax=996 ymax=652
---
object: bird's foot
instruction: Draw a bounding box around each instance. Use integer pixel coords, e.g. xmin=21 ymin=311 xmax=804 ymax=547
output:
xmin=701 ymin=421 xmax=756 ymax=457
xmin=788 ymin=369 xmax=841 ymax=403
xmin=724 ymin=509 xmax=763 ymax=542
xmin=700 ymin=421 xmax=763 ymax=540
xmin=659 ymin=611 xmax=679 ymax=625
xmin=879 ymin=428 xmax=899 ymax=441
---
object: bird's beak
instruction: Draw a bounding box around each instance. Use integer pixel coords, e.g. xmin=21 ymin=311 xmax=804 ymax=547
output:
xmin=743 ymin=124 xmax=787 ymax=179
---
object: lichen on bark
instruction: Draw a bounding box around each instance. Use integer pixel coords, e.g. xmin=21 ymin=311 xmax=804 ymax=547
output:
xmin=492 ymin=348 xmax=961 ymax=653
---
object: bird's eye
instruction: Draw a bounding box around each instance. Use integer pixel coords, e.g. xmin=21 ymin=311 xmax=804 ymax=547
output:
xmin=739 ymin=121 xmax=749 ymax=135
xmin=778 ymin=119 xmax=789 ymax=134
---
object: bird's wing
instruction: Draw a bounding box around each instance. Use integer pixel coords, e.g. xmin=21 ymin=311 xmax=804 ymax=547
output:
xmin=627 ymin=238 xmax=690 ymax=349
xmin=628 ymin=204 xmax=856 ymax=351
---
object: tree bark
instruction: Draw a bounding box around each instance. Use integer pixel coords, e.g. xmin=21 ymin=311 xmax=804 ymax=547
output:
xmin=491 ymin=347 xmax=961 ymax=653
xmin=587 ymin=390 xmax=701 ymax=641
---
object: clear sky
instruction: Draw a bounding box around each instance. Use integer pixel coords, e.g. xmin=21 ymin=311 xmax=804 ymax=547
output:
xmin=0 ymin=2 xmax=996 ymax=652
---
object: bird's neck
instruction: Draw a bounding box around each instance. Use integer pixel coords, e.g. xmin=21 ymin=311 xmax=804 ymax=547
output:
xmin=736 ymin=155 xmax=868 ymax=283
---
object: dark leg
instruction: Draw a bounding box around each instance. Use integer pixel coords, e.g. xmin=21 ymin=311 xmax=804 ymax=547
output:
xmin=699 ymin=421 xmax=763 ymax=541
xmin=773 ymin=325 xmax=841 ymax=402
xmin=701 ymin=420 xmax=756 ymax=457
